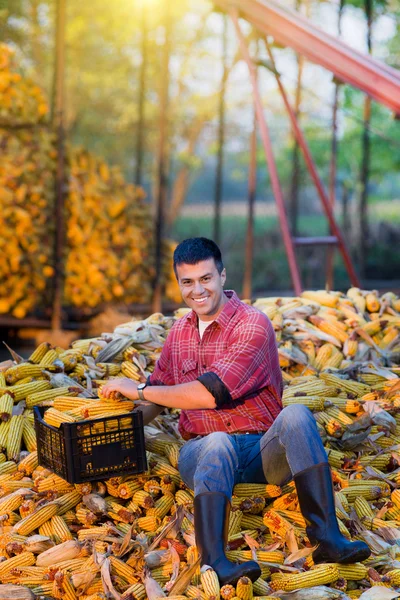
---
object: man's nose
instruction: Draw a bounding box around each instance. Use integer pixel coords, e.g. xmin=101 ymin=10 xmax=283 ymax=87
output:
xmin=193 ymin=281 xmax=204 ymax=294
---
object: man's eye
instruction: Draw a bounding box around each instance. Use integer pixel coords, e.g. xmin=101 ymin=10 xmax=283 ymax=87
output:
xmin=202 ymin=277 xmax=211 ymax=282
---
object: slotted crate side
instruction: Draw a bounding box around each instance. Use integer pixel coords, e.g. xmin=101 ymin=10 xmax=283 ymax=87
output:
xmin=69 ymin=410 xmax=147 ymax=483
xmin=34 ymin=406 xmax=147 ymax=484
xmin=34 ymin=407 xmax=70 ymax=481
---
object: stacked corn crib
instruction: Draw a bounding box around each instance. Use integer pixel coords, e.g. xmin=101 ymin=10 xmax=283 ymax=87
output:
xmin=0 ymin=43 xmax=181 ymax=319
xmin=0 ymin=288 xmax=400 ymax=600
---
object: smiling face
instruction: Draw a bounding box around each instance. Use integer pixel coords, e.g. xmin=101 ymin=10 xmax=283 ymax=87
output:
xmin=175 ymin=258 xmax=227 ymax=322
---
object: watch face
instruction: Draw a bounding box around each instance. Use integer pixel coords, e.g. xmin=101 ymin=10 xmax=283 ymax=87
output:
xmin=138 ymin=383 xmax=146 ymax=390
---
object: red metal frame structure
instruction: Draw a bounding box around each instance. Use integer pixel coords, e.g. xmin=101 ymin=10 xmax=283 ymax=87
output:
xmin=215 ymin=0 xmax=400 ymax=116
xmin=213 ymin=0 xmax=400 ymax=291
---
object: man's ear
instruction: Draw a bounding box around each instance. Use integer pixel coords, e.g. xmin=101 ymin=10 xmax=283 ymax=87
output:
xmin=221 ymin=268 xmax=226 ymax=287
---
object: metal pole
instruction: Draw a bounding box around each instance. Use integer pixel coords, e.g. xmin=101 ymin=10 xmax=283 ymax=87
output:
xmin=242 ymin=78 xmax=257 ymax=300
xmin=152 ymin=0 xmax=171 ymax=313
xmin=326 ymin=0 xmax=345 ymax=290
xmin=230 ymin=11 xmax=302 ymax=295
xmin=51 ymin=0 xmax=67 ymax=331
xmin=213 ymin=14 xmax=228 ymax=246
xmin=263 ymin=39 xmax=360 ymax=287
xmin=135 ymin=2 xmax=148 ymax=187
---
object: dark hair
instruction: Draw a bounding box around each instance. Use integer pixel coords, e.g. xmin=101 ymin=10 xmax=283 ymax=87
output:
xmin=173 ymin=237 xmax=224 ymax=275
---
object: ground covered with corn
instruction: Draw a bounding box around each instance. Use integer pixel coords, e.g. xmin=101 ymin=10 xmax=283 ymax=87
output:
xmin=0 ymin=288 xmax=400 ymax=600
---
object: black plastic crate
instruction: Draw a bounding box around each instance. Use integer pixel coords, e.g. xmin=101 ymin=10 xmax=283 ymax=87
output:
xmin=34 ymin=406 xmax=147 ymax=484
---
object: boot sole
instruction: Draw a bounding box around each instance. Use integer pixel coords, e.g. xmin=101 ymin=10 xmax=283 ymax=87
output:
xmin=314 ymin=545 xmax=371 ymax=565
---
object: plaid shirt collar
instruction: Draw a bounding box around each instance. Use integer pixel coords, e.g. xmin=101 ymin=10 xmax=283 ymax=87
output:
xmin=185 ymin=290 xmax=241 ymax=328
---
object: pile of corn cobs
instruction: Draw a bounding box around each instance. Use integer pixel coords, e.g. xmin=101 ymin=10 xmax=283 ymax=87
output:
xmin=0 ymin=288 xmax=399 ymax=600
xmin=0 ymin=43 xmax=180 ymax=319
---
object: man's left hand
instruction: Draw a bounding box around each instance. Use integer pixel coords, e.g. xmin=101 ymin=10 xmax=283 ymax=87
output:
xmin=101 ymin=377 xmax=139 ymax=401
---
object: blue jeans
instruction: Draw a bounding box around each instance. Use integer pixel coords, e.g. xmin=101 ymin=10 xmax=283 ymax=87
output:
xmin=178 ymin=405 xmax=327 ymax=497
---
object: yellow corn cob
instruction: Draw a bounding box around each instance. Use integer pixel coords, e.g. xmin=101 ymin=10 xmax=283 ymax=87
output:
xmin=43 ymin=408 xmax=77 ymax=428
xmin=0 ymin=393 xmax=14 ymax=421
xmin=109 ymin=555 xmax=137 ymax=584
xmin=17 ymin=451 xmax=38 ymax=475
xmin=38 ymin=474 xmax=74 ymax=494
xmin=14 ymin=502 xmax=59 ymax=535
xmin=236 ymin=577 xmax=253 ymax=600
xmin=336 ymin=563 xmax=368 ymax=580
xmin=263 ymin=509 xmax=292 ymax=538
xmin=0 ymin=490 xmax=27 ymax=514
xmin=5 ymin=364 xmax=50 ymax=385
xmin=40 ymin=349 xmax=59 ymax=367
xmin=53 ymin=397 xmax=93 ymax=411
xmin=253 ymin=580 xmax=271 ymax=596
xmin=270 ymin=564 xmax=340 ymax=591
xmin=120 ymin=362 xmax=141 ymax=381
xmin=282 ymin=396 xmax=327 ymax=411
xmin=29 ymin=342 xmax=52 ymax=363
xmin=240 ymin=514 xmax=264 ymax=530
xmin=201 ymin=568 xmax=220 ymax=599
xmin=0 ymin=420 xmax=11 ymax=450
xmin=1 ymin=381 xmax=51 ymax=402
xmin=0 ymin=551 xmax=35 ymax=578
xmin=6 ymin=415 xmax=24 ymax=461
xmin=0 ymin=461 xmax=18 ymax=476
xmin=277 ymin=509 xmax=306 ymax=528
xmin=26 ymin=387 xmax=78 ymax=409
xmin=121 ymin=583 xmax=146 ymax=599
xmin=233 ymin=484 xmax=281 ymax=498
xmin=51 ymin=515 xmax=73 ymax=543
xmin=301 ymin=290 xmax=339 ymax=307
xmin=175 ymin=489 xmax=194 ymax=505
xmin=0 ymin=373 xmax=5 ymax=387
xmin=137 ymin=515 xmax=160 ymax=531
xmin=55 ymin=490 xmax=82 ymax=515
xmin=325 ymin=405 xmax=354 ymax=426
xmin=148 ymin=493 xmax=175 ymax=519
xmin=22 ymin=420 xmax=37 ymax=452
xmin=354 ymin=497 xmax=375 ymax=521
xmin=74 ymin=482 xmax=92 ymax=495
xmin=228 ymin=509 xmax=243 ymax=538
xmin=325 ymin=448 xmax=346 ymax=469
xmin=165 ymin=443 xmax=180 ymax=468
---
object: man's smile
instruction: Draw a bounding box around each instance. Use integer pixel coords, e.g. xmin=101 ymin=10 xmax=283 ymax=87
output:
xmin=192 ymin=296 xmax=209 ymax=304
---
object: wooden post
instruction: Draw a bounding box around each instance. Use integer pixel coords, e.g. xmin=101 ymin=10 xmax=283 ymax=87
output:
xmin=135 ymin=1 xmax=148 ymax=187
xmin=51 ymin=0 xmax=67 ymax=331
xmin=152 ymin=0 xmax=171 ymax=313
xmin=213 ymin=14 xmax=228 ymax=246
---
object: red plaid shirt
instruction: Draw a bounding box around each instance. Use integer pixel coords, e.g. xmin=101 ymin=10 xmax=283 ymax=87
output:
xmin=149 ymin=290 xmax=283 ymax=440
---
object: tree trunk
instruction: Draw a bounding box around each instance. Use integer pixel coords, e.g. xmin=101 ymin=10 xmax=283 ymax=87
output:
xmin=356 ymin=0 xmax=372 ymax=279
xmin=152 ymin=0 xmax=171 ymax=313
xmin=326 ymin=0 xmax=345 ymax=290
xmin=52 ymin=0 xmax=67 ymax=331
xmin=213 ymin=14 xmax=228 ymax=246
xmin=135 ymin=3 xmax=148 ymax=188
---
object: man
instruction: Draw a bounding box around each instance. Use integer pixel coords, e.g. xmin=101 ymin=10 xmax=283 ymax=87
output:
xmin=102 ymin=237 xmax=370 ymax=585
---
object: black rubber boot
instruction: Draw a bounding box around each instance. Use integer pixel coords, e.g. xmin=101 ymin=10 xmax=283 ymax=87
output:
xmin=194 ymin=492 xmax=261 ymax=586
xmin=294 ymin=463 xmax=371 ymax=564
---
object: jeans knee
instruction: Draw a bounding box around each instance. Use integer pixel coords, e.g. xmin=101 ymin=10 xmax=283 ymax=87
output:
xmin=201 ymin=431 xmax=233 ymax=454
xmin=281 ymin=404 xmax=315 ymax=429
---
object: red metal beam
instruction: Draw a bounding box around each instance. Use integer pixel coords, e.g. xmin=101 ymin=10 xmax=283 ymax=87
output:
xmin=214 ymin=0 xmax=400 ymax=116
xmin=230 ymin=10 xmax=302 ymax=296
xmin=264 ymin=40 xmax=360 ymax=288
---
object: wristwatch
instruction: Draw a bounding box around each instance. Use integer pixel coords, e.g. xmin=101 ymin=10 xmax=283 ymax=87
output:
xmin=137 ymin=382 xmax=148 ymax=401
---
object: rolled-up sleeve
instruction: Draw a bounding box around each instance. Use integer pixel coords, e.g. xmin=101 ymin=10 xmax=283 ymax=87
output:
xmin=199 ymin=313 xmax=276 ymax=405
xmin=148 ymin=332 xmax=175 ymax=386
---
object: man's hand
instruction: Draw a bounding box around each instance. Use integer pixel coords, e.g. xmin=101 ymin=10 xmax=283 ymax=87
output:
xmin=101 ymin=377 xmax=139 ymax=401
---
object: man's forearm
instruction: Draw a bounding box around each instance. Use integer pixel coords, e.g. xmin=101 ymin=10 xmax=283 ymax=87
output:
xmin=145 ymin=380 xmax=216 ymax=410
